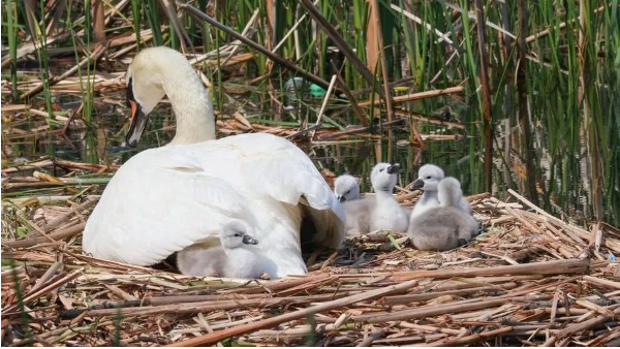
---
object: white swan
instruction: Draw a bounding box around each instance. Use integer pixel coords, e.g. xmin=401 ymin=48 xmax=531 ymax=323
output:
xmin=343 ymin=163 xmax=409 ymax=234
xmin=408 ymin=177 xmax=479 ymax=251
xmin=82 ymin=47 xmax=345 ymax=278
xmin=177 ymin=220 xmax=267 ymax=279
xmin=334 ymin=174 xmax=360 ymax=202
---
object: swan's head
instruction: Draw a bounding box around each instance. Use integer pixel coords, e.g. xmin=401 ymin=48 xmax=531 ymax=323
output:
xmin=220 ymin=221 xmax=258 ymax=250
xmin=412 ymin=164 xmax=445 ymax=192
xmin=334 ymin=174 xmax=360 ymax=202
xmin=437 ymin=177 xmax=464 ymax=207
xmin=124 ymin=47 xmax=212 ymax=147
xmin=371 ymin=163 xmax=399 ymax=193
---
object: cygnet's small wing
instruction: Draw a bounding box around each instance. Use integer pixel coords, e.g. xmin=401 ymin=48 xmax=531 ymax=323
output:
xmin=177 ymin=243 xmax=226 ymax=277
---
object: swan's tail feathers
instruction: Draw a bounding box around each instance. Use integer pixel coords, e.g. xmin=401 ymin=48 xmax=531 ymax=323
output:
xmin=240 ymin=136 xmax=346 ymax=249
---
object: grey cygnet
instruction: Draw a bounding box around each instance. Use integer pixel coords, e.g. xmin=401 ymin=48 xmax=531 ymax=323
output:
xmin=408 ymin=177 xmax=479 ymax=251
xmin=177 ymin=220 xmax=265 ymax=279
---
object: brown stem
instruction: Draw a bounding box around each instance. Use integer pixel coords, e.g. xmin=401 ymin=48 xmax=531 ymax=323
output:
xmin=516 ymin=0 xmax=538 ymax=204
xmin=475 ymin=0 xmax=494 ymax=193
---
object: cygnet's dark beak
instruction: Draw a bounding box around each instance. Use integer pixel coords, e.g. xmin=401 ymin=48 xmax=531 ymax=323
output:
xmin=387 ymin=163 xmax=400 ymax=174
xmin=125 ymin=78 xmax=149 ymax=148
xmin=338 ymin=195 xmax=346 ymax=203
xmin=412 ymin=178 xmax=425 ymax=190
xmin=242 ymin=234 xmax=259 ymax=245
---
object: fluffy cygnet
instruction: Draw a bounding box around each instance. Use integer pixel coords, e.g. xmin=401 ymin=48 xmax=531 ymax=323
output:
xmin=408 ymin=177 xmax=479 ymax=251
xmin=177 ymin=221 xmax=265 ymax=279
xmin=343 ymin=163 xmax=409 ymax=234
xmin=410 ymin=164 xmax=472 ymax=219
xmin=410 ymin=164 xmax=445 ymax=219
xmin=334 ymin=174 xmax=360 ymax=202
xmin=438 ymin=176 xmax=472 ymax=214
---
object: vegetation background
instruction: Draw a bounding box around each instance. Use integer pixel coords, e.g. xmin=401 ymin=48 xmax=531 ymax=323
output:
xmin=2 ymin=0 xmax=619 ymax=228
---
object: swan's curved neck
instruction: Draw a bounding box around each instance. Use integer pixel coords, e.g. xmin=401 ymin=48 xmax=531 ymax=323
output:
xmin=163 ymin=72 xmax=216 ymax=145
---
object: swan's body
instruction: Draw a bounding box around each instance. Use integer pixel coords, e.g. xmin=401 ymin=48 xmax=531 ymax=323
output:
xmin=82 ymin=47 xmax=345 ymax=278
xmin=408 ymin=177 xmax=478 ymax=251
xmin=177 ymin=221 xmax=266 ymax=279
xmin=334 ymin=174 xmax=360 ymax=202
xmin=343 ymin=163 xmax=408 ymax=234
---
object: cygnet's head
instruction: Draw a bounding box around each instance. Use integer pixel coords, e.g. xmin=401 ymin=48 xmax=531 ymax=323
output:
xmin=412 ymin=164 xmax=445 ymax=192
xmin=370 ymin=163 xmax=400 ymax=193
xmin=437 ymin=177 xmax=464 ymax=207
xmin=219 ymin=221 xmax=259 ymax=250
xmin=334 ymin=174 xmax=360 ymax=202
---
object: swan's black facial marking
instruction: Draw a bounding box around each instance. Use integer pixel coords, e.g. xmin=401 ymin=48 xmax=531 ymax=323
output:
xmin=126 ymin=77 xmax=135 ymax=107
xmin=125 ymin=77 xmax=148 ymax=148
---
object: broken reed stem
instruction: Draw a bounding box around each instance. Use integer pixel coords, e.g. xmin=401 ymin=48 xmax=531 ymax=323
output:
xmin=165 ymin=279 xmax=419 ymax=347
xmin=356 ymin=86 xmax=464 ymax=107
xmin=20 ymin=43 xmax=108 ymax=100
xmin=390 ymin=258 xmax=590 ymax=281
xmin=179 ymin=2 xmax=335 ymax=93
xmin=3 ymin=223 xmax=86 ymax=249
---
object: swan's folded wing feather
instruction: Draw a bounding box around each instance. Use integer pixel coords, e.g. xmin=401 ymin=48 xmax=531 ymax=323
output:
xmin=83 ymin=150 xmax=252 ymax=266
xmin=200 ymin=134 xmax=345 ymax=247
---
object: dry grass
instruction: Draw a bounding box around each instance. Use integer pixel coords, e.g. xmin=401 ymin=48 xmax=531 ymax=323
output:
xmin=2 ymin=166 xmax=619 ymax=346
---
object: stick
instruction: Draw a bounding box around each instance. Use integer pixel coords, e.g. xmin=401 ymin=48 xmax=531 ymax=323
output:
xmin=356 ymin=86 xmax=464 ymax=107
xmin=390 ymin=258 xmax=590 ymax=281
xmin=3 ymin=223 xmax=86 ymax=249
xmin=164 ymin=279 xmax=419 ymax=346
xmin=178 ymin=2 xmax=335 ymax=93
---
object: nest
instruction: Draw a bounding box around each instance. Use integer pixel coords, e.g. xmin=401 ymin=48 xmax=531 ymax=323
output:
xmin=2 ymin=171 xmax=620 ymax=346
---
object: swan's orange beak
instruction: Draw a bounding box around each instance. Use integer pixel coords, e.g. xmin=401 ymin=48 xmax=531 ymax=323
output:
xmin=125 ymin=78 xmax=149 ymax=148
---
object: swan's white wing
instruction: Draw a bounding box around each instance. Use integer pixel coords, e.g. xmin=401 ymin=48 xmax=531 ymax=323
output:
xmin=197 ymin=133 xmax=346 ymax=248
xmin=83 ymin=148 xmax=253 ymax=266
xmin=84 ymin=133 xmax=345 ymax=268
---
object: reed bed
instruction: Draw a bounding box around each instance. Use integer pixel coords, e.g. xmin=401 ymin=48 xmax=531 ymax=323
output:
xmin=2 ymin=155 xmax=620 ymax=346
xmin=1 ymin=0 xmax=619 ymax=225
xmin=2 ymin=0 xmax=620 ymax=346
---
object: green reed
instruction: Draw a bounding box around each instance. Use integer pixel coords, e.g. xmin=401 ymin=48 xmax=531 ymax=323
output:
xmin=0 ymin=0 xmax=618 ymax=226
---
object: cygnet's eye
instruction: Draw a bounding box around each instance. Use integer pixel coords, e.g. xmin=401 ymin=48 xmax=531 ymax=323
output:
xmin=346 ymin=190 xmax=351 ymax=194
xmin=234 ymin=233 xmax=242 ymax=237
xmin=380 ymin=168 xmax=385 ymax=172
xmin=426 ymin=176 xmax=432 ymax=180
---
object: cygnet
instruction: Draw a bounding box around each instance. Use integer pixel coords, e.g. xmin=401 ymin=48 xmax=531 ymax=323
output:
xmin=408 ymin=177 xmax=479 ymax=251
xmin=343 ymin=163 xmax=409 ymax=234
xmin=410 ymin=164 xmax=471 ymax=219
xmin=438 ymin=176 xmax=472 ymax=214
xmin=177 ymin=221 xmax=265 ymax=279
xmin=334 ymin=174 xmax=360 ymax=202
xmin=410 ymin=164 xmax=445 ymax=219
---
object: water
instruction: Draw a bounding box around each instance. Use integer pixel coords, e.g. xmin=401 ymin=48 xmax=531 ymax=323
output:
xmin=3 ymin=90 xmax=617 ymax=228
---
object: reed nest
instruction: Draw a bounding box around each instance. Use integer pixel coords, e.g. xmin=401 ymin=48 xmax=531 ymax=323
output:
xmin=2 ymin=158 xmax=620 ymax=347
